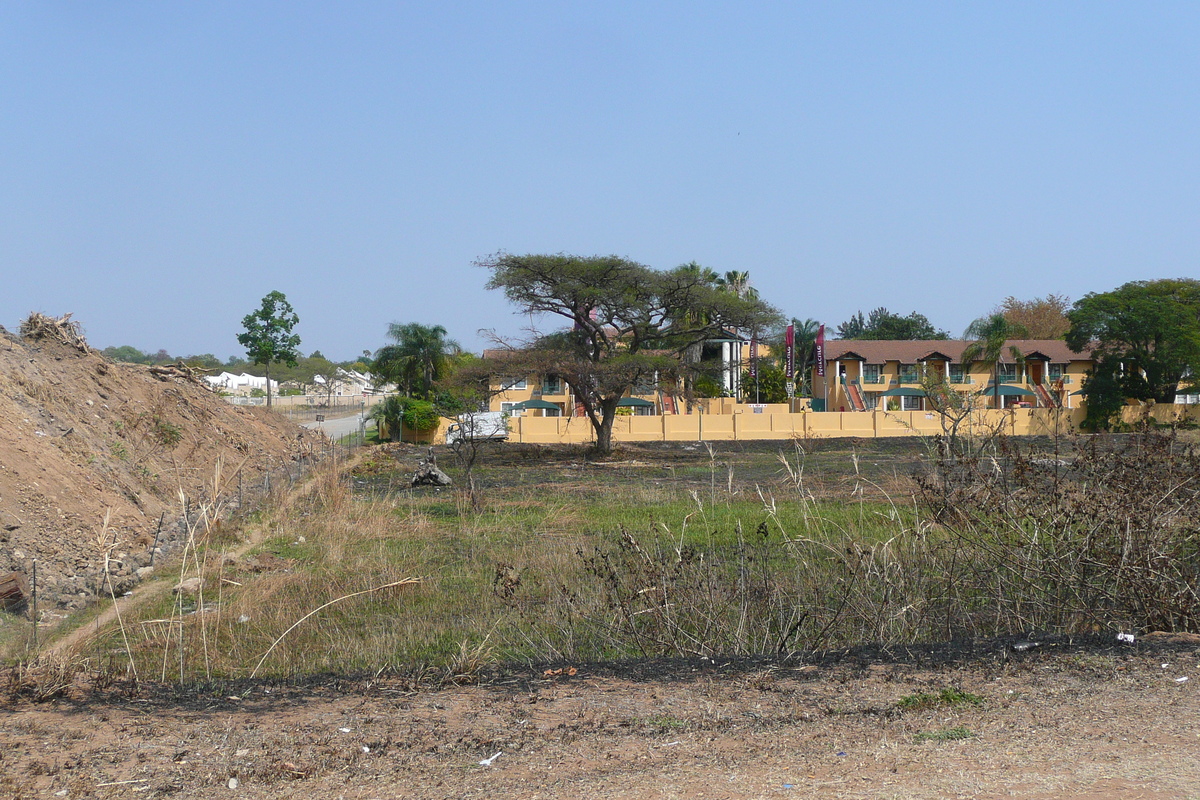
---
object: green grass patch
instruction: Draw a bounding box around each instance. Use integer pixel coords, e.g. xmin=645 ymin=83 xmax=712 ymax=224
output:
xmin=914 ymin=726 xmax=976 ymax=742
xmin=897 ymin=687 xmax=984 ymax=711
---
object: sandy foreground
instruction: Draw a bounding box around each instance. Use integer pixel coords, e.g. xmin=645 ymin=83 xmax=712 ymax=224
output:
xmin=4 ymin=638 xmax=1200 ymax=800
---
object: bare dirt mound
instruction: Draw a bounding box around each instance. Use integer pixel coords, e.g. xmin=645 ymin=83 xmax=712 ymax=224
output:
xmin=0 ymin=319 xmax=323 ymax=618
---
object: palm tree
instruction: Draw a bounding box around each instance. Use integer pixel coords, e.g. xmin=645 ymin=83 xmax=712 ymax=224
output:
xmin=372 ymin=323 xmax=461 ymax=399
xmin=789 ymin=318 xmax=821 ymax=396
xmin=962 ymin=314 xmax=1028 ymax=409
xmin=672 ymin=263 xmax=721 ymax=379
xmin=716 ymin=270 xmax=758 ymax=300
xmin=678 ymin=261 xmax=721 ymax=287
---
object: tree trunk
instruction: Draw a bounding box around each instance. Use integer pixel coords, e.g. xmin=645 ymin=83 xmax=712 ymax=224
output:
xmin=595 ymin=415 xmax=615 ymax=456
xmin=265 ymin=362 xmax=273 ymax=408
xmin=591 ymin=397 xmax=620 ymax=456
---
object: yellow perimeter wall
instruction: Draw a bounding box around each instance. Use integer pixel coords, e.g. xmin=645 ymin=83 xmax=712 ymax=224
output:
xmin=505 ymin=404 xmax=1200 ymax=445
xmin=414 ymin=403 xmax=1198 ymax=445
xmin=506 ymin=407 xmax=1089 ymax=444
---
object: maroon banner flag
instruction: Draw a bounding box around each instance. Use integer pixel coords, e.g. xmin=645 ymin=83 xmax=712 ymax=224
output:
xmin=785 ymin=324 xmax=795 ymax=380
xmin=815 ymin=324 xmax=826 ymax=377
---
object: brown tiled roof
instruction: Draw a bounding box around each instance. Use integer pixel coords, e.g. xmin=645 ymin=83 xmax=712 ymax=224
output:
xmin=822 ymin=339 xmax=1093 ymax=364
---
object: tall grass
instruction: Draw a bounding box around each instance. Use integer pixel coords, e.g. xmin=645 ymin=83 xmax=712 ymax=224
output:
xmin=67 ymin=429 xmax=1200 ymax=685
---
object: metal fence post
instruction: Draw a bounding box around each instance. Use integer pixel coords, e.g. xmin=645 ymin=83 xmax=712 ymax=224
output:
xmin=30 ymin=559 xmax=38 ymax=650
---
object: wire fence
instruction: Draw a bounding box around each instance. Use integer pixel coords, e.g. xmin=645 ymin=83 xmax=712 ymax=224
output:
xmin=18 ymin=426 xmax=371 ymax=643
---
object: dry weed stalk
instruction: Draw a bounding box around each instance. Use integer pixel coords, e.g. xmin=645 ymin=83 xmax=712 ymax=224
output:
xmin=249 ymin=577 xmax=421 ymax=679
xmin=99 ymin=509 xmax=138 ymax=684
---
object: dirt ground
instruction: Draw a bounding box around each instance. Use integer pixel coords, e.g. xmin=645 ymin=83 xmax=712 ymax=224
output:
xmin=4 ymin=635 xmax=1199 ymax=799
xmin=6 ymin=327 xmax=1200 ymax=798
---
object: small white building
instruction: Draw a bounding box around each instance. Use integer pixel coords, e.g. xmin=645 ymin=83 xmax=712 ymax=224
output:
xmin=204 ymin=372 xmax=279 ymax=395
xmin=312 ymin=369 xmax=381 ymax=396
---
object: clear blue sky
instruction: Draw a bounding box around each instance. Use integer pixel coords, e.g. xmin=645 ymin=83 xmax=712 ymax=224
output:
xmin=3 ymin=2 xmax=1198 ymax=360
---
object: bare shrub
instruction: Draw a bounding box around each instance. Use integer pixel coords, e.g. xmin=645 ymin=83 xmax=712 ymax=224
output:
xmin=916 ymin=428 xmax=1200 ymax=634
xmin=572 ymin=512 xmax=946 ymax=658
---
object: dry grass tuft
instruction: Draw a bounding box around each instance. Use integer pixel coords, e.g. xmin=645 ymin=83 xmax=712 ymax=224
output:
xmin=4 ymin=653 xmax=85 ymax=701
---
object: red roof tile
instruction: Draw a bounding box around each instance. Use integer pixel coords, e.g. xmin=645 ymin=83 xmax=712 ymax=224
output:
xmin=821 ymin=339 xmax=1092 ymax=364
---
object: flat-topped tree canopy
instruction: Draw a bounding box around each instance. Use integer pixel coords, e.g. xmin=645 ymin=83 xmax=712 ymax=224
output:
xmin=478 ymin=252 xmax=781 ymax=454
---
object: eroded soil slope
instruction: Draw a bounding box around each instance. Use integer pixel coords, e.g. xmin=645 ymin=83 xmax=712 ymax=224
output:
xmin=0 ymin=324 xmax=322 ymax=615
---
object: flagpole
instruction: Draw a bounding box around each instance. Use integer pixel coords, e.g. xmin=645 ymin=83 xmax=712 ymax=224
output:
xmin=816 ymin=324 xmax=827 ymax=412
xmin=785 ymin=323 xmax=794 ymax=412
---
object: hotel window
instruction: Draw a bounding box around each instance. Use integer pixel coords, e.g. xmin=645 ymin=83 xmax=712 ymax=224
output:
xmin=899 ymin=364 xmax=918 ymax=383
xmin=633 ymin=374 xmax=658 ymax=394
xmin=1048 ymin=363 xmax=1066 ymax=380
xmin=902 ymin=394 xmax=923 ymax=411
xmin=949 ymin=363 xmax=966 ymax=383
xmin=501 ymin=376 xmax=527 ymax=391
xmin=862 ymin=364 xmax=882 ymax=383
xmin=542 ymin=376 xmax=562 ymax=394
xmin=997 ymin=363 xmax=1018 ymax=382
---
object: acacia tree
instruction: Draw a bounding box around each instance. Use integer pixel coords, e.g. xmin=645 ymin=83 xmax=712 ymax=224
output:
xmin=236 ymin=291 xmax=301 ymax=408
xmin=479 ymin=253 xmax=781 ymax=455
xmin=1067 ymin=279 xmax=1200 ymax=428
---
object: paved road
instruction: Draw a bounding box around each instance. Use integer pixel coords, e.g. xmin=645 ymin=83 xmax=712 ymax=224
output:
xmin=302 ymin=412 xmax=373 ymax=439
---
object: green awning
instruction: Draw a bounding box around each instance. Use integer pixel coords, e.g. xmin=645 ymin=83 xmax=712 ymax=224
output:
xmin=616 ymin=397 xmax=655 ymax=408
xmin=878 ymin=387 xmax=926 ymax=397
xmin=513 ymin=399 xmax=561 ymax=410
xmin=983 ymin=385 xmax=1036 ymax=396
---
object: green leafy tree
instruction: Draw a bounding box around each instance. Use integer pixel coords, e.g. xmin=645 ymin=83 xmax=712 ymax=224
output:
xmin=836 ymin=311 xmax=867 ymax=339
xmin=478 ymin=252 xmax=781 ymax=455
xmin=103 ymin=345 xmax=152 ymax=364
xmin=370 ymin=395 xmax=406 ymax=441
xmin=182 ymin=353 xmax=221 ymax=370
xmin=369 ymin=396 xmax=439 ymax=441
xmin=672 ymin=262 xmax=721 ymax=387
xmin=236 ymin=291 xmax=301 ymax=408
xmin=1066 ymin=279 xmax=1200 ymax=428
xmin=962 ymin=314 xmax=1028 ymax=409
xmin=292 ymin=354 xmax=338 ymax=399
xmin=837 ymin=307 xmax=949 ymax=340
xmin=372 ymin=322 xmax=461 ymax=399
xmin=740 ymin=364 xmax=788 ymax=403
